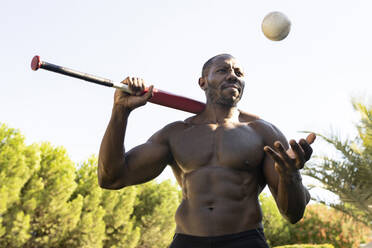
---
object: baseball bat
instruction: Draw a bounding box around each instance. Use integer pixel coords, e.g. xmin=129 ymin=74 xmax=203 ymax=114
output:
xmin=31 ymin=55 xmax=205 ymax=114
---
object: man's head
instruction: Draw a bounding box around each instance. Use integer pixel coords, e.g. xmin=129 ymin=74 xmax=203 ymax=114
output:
xmin=199 ymin=54 xmax=245 ymax=107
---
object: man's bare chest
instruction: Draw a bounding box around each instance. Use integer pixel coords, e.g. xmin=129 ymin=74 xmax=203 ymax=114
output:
xmin=169 ymin=123 xmax=265 ymax=173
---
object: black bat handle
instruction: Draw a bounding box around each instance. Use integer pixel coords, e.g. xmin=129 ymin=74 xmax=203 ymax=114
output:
xmin=31 ymin=55 xmax=114 ymax=88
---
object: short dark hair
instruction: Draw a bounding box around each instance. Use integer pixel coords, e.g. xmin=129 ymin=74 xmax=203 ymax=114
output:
xmin=201 ymin=54 xmax=234 ymax=77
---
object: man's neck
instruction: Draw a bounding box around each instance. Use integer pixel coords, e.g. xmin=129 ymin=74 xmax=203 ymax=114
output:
xmin=200 ymin=103 xmax=239 ymax=124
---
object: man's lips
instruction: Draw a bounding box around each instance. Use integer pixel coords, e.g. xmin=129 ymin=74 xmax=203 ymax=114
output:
xmin=221 ymin=83 xmax=241 ymax=93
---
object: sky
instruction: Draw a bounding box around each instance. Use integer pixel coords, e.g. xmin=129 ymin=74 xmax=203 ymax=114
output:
xmin=1 ymin=0 xmax=371 ymax=199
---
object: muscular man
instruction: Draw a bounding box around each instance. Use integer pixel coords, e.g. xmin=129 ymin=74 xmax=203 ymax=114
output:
xmin=98 ymin=54 xmax=315 ymax=248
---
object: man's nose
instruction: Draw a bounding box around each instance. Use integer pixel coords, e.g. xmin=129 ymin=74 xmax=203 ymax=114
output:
xmin=226 ymin=69 xmax=238 ymax=81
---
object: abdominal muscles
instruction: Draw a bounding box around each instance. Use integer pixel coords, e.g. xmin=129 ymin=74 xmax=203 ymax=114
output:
xmin=174 ymin=166 xmax=263 ymax=236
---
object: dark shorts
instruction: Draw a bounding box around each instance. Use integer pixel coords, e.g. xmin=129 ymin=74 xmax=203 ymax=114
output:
xmin=169 ymin=228 xmax=269 ymax=248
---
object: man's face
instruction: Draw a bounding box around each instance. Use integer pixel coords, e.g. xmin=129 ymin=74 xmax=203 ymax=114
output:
xmin=203 ymin=55 xmax=245 ymax=107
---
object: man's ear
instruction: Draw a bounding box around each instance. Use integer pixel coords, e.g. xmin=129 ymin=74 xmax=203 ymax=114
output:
xmin=199 ymin=77 xmax=207 ymax=90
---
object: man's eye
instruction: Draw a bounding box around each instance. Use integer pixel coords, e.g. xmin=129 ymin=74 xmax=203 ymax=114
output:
xmin=235 ymin=70 xmax=243 ymax=76
xmin=217 ymin=69 xmax=227 ymax=73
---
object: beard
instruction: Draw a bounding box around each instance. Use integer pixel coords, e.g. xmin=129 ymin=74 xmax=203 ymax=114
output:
xmin=206 ymin=86 xmax=244 ymax=107
xmin=217 ymin=97 xmax=239 ymax=107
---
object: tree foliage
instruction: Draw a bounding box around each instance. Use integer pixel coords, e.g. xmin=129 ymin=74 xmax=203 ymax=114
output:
xmin=0 ymin=124 xmax=39 ymax=247
xmin=304 ymin=101 xmax=372 ymax=226
xmin=260 ymin=194 xmax=371 ymax=248
xmin=133 ymin=180 xmax=181 ymax=248
xmin=274 ymin=245 xmax=334 ymax=248
xmin=0 ymin=123 xmax=180 ymax=248
xmin=0 ymin=124 xmax=83 ymax=248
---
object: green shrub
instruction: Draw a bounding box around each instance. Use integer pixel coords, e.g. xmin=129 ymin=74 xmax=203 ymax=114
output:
xmin=260 ymin=193 xmax=371 ymax=248
xmin=274 ymin=244 xmax=334 ymax=248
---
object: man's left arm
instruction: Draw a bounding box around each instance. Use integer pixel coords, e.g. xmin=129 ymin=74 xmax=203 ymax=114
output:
xmin=259 ymin=122 xmax=315 ymax=223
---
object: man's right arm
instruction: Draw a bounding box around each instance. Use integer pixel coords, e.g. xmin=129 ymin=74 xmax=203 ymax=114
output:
xmin=97 ymin=77 xmax=172 ymax=189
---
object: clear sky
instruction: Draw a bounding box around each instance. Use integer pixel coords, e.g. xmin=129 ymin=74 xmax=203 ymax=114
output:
xmin=1 ymin=1 xmax=371 ymax=196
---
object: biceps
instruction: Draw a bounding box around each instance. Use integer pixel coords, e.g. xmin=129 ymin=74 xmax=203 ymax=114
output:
xmin=263 ymin=155 xmax=279 ymax=197
xmin=262 ymin=125 xmax=288 ymax=196
xmin=122 ymin=141 xmax=172 ymax=186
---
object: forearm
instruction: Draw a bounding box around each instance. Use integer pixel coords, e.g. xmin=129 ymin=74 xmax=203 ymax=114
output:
xmin=98 ymin=105 xmax=131 ymax=187
xmin=276 ymin=172 xmax=310 ymax=223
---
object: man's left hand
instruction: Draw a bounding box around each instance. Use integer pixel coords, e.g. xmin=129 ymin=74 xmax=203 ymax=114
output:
xmin=264 ymin=133 xmax=316 ymax=178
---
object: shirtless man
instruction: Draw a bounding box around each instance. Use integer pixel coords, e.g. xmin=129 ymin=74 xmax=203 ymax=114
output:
xmin=98 ymin=54 xmax=315 ymax=248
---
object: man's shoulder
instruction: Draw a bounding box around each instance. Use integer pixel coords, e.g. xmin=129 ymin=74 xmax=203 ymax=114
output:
xmin=237 ymin=109 xmax=270 ymax=128
xmin=236 ymin=109 xmax=280 ymax=137
xmin=156 ymin=120 xmax=189 ymax=136
xmin=148 ymin=120 xmax=187 ymax=143
xmin=163 ymin=120 xmax=189 ymax=130
xmin=238 ymin=109 xmax=260 ymax=123
xmin=247 ymin=117 xmax=287 ymax=144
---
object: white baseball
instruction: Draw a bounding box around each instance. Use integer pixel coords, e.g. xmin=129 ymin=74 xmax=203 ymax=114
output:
xmin=262 ymin=11 xmax=291 ymax=41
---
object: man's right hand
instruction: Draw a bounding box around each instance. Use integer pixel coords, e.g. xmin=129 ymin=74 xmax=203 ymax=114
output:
xmin=114 ymin=76 xmax=154 ymax=110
